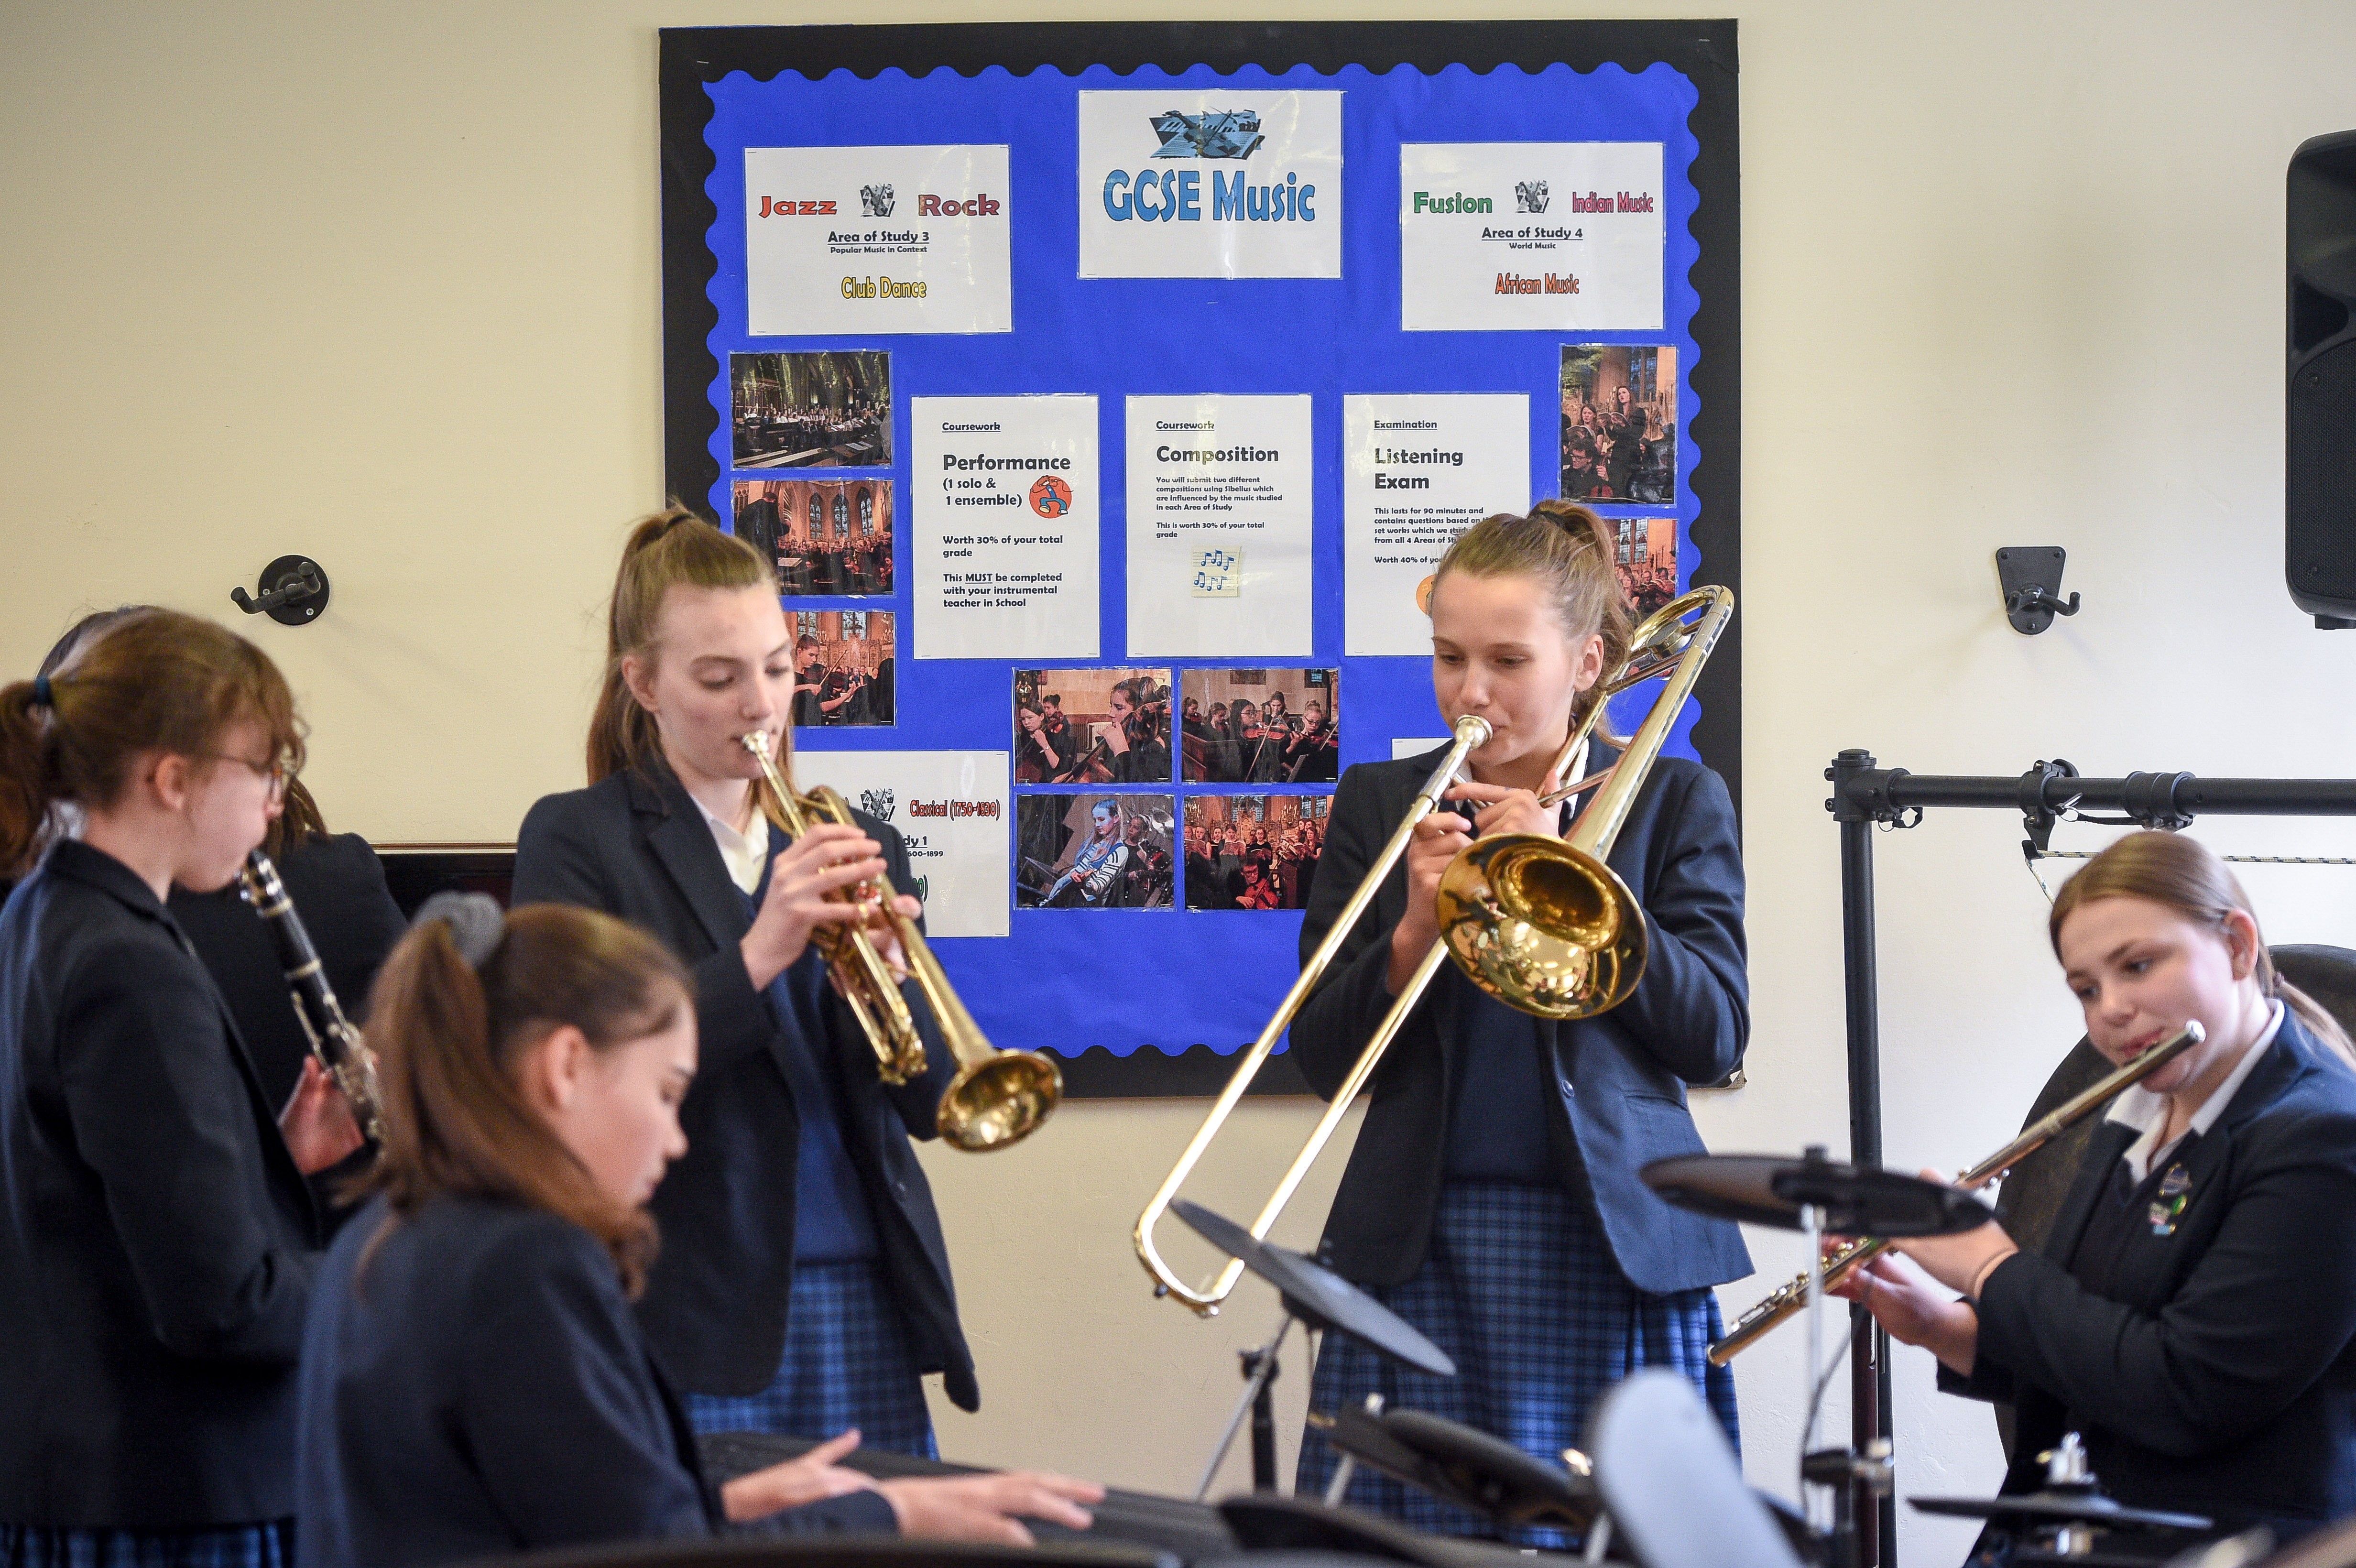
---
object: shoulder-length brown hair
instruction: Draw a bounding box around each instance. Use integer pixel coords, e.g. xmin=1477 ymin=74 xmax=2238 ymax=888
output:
xmin=0 ymin=608 xmax=304 ymax=878
xmin=2050 ymin=830 xmax=2356 ymax=1066
xmin=360 ymin=902 xmax=692 ymax=1295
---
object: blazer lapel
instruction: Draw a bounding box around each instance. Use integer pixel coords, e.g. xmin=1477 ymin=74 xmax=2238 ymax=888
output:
xmin=2041 ymin=1120 xmax=2138 ymax=1268
xmin=630 ymin=769 xmax=754 ymax=958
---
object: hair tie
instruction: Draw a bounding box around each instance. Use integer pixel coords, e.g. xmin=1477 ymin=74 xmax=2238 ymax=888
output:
xmin=413 ymin=891 xmax=505 ymax=969
xmin=28 ymin=674 xmax=51 ymax=709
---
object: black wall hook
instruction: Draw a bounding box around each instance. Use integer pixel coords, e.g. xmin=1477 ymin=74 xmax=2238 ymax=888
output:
xmin=1996 ymin=546 xmax=2080 ymax=634
xmin=231 ymin=555 xmax=330 ymax=626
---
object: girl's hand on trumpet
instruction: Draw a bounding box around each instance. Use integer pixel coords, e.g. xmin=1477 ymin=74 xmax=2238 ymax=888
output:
xmin=741 ymin=822 xmax=889 ymax=989
xmin=857 ymin=891 xmax=926 ymax=981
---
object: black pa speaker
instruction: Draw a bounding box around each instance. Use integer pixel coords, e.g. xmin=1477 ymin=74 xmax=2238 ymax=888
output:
xmin=2289 ymin=130 xmax=2356 ymax=626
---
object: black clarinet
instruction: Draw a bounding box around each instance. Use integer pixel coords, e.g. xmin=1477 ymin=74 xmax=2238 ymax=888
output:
xmin=236 ymin=849 xmax=387 ymax=1144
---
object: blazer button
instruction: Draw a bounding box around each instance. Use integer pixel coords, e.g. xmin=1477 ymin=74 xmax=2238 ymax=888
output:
xmin=1561 ymin=1079 xmax=1575 ymax=1096
xmin=894 ymin=1179 xmax=909 ymax=1201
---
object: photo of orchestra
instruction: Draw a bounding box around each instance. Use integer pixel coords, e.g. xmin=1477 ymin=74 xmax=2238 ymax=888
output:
xmin=1181 ymin=795 xmax=1331 ymax=911
xmin=1013 ymin=666 xmax=1172 ymax=784
xmin=789 ymin=608 xmax=894 ymax=728
xmin=1179 ymin=668 xmax=1339 ymax=784
xmin=1612 ymin=515 xmax=1680 ymax=619
xmin=731 ymin=350 xmax=892 ymax=468
xmin=1014 ymin=795 xmax=1176 ymax=909
xmin=732 ymin=479 xmax=894 ymax=597
xmin=1560 ymin=344 xmax=1676 ymax=505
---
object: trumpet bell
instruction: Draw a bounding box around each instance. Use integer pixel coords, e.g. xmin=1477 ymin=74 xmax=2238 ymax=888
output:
xmin=1436 ymin=836 xmax=1649 ymax=1019
xmin=937 ymin=1052 xmax=1065 ymax=1153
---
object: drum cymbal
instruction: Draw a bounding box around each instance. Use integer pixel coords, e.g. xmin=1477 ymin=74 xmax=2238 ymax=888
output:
xmin=1909 ymin=1490 xmax=2213 ymax=1532
xmin=1641 ymin=1152 xmax=1996 ymax=1236
xmin=1169 ymin=1200 xmax=1455 ymax=1377
xmin=1317 ymin=1402 xmax=1596 ymax=1528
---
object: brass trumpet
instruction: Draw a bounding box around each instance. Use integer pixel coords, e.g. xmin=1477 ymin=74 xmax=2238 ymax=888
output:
xmin=1134 ymin=588 xmax=1732 ymax=1314
xmin=740 ymin=731 xmax=1060 ymax=1152
xmin=1706 ymin=1021 xmax=2204 ymax=1365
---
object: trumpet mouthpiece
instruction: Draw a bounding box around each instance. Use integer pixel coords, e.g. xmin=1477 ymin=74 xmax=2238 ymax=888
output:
xmin=741 ymin=730 xmax=772 ymax=758
xmin=1456 ymin=713 xmax=1494 ymax=746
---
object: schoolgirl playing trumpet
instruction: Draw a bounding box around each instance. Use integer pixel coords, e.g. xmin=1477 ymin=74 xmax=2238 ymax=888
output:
xmin=1290 ymin=502 xmax=1750 ymax=1539
xmin=514 ymin=508 xmax=968 ymax=1450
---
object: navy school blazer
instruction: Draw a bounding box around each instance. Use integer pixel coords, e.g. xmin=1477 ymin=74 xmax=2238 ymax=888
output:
xmin=1290 ymin=740 xmax=1752 ymax=1296
xmin=1945 ymin=1011 xmax=2356 ymax=1533
xmin=512 ymin=764 xmax=977 ymax=1408
xmin=295 ymin=1193 xmax=898 ymax=1568
xmin=0 ymin=839 xmax=320 ymax=1527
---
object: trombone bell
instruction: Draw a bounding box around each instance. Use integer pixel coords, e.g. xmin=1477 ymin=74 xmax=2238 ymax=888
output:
xmin=1437 ymin=836 xmax=1647 ymax=1019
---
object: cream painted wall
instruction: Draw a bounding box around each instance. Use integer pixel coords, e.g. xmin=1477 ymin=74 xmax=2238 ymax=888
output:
xmin=9 ymin=3 xmax=2356 ymax=1560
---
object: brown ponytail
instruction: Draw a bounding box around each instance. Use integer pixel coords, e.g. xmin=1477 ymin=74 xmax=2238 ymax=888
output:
xmin=1429 ymin=500 xmax=1633 ymax=746
xmin=2049 ymin=830 xmax=2356 ymax=1067
xmin=587 ymin=503 xmax=785 ymax=789
xmin=361 ymin=902 xmax=691 ymax=1295
xmin=0 ymin=609 xmax=303 ymax=877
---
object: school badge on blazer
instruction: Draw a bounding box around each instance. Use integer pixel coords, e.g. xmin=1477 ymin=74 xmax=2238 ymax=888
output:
xmin=2149 ymin=1163 xmax=2192 ymax=1236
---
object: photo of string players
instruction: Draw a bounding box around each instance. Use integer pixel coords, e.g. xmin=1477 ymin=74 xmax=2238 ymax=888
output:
xmin=1179 ymin=668 xmax=1338 ymax=784
xmin=1560 ymin=344 xmax=1676 ymax=504
xmin=1012 ymin=667 xmax=1173 ymax=784
xmin=1182 ymin=794 xmax=1331 ymax=912
xmin=1612 ymin=515 xmax=1681 ymax=620
xmin=732 ymin=479 xmax=894 ymax=597
xmin=787 ymin=609 xmax=894 ymax=729
xmin=1015 ymin=795 xmax=1176 ymax=910
xmin=731 ymin=350 xmax=891 ymax=468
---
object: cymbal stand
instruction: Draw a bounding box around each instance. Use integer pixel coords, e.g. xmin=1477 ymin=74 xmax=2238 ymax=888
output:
xmin=1322 ymin=1394 xmax=1382 ymax=1505
xmin=1195 ymin=1307 xmax=1295 ymax=1501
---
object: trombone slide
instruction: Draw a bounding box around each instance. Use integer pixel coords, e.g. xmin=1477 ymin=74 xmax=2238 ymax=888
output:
xmin=1133 ymin=713 xmax=1494 ymax=1315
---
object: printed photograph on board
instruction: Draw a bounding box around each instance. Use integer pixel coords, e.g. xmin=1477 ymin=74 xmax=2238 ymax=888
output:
xmin=1179 ymin=668 xmax=1338 ymax=784
xmin=1012 ymin=667 xmax=1172 ymax=784
xmin=1560 ymin=344 xmax=1675 ymax=504
xmin=789 ymin=610 xmax=894 ymax=729
xmin=1015 ymin=794 xmax=1175 ymax=910
xmin=1612 ymin=516 xmax=1681 ymax=619
xmin=732 ymin=350 xmax=892 ymax=468
xmin=1183 ymin=794 xmax=1332 ymax=911
xmin=733 ymin=479 xmax=894 ymax=597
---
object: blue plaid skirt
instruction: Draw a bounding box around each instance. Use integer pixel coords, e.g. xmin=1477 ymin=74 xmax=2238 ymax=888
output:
xmin=0 ymin=1522 xmax=291 ymax=1568
xmin=681 ymin=1258 xmax=938 ymax=1458
xmin=1295 ymin=1181 xmax=1738 ymax=1545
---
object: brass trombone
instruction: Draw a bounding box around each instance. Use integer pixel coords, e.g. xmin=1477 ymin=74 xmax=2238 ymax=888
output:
xmin=1134 ymin=588 xmax=1734 ymax=1313
xmin=741 ymin=731 xmax=1061 ymax=1152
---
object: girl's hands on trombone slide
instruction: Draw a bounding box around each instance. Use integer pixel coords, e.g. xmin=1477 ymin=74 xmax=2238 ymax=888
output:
xmin=1387 ymin=768 xmax=1562 ymax=994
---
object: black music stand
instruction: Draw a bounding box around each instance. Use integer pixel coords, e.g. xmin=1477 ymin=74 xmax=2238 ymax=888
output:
xmin=1169 ymin=1200 xmax=1454 ymax=1500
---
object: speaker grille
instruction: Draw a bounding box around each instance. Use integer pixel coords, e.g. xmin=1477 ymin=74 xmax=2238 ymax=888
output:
xmin=2290 ymin=339 xmax=2356 ymax=615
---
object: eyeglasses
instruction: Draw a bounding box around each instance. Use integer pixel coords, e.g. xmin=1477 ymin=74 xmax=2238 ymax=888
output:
xmin=207 ymin=752 xmax=294 ymax=794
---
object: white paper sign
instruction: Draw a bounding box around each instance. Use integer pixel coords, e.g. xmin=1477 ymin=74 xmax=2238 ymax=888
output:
xmin=910 ymin=396 xmax=1099 ymax=661
xmin=744 ymin=145 xmax=1012 ymax=336
xmin=1125 ymin=395 xmax=1314 ymax=658
xmin=792 ymin=751 xmax=1011 ymax=938
xmin=1078 ymin=92 xmax=1342 ymax=279
xmin=1399 ymin=143 xmax=1664 ymax=332
xmin=1343 ymin=394 xmax=1530 ymax=656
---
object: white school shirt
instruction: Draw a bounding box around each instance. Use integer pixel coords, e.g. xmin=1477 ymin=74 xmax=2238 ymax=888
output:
xmin=691 ymin=793 xmax=768 ymax=898
xmin=2102 ymin=1000 xmax=2284 ymax=1185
